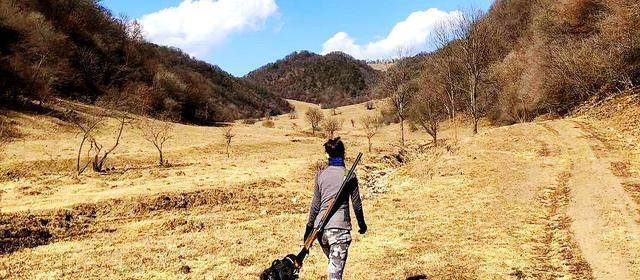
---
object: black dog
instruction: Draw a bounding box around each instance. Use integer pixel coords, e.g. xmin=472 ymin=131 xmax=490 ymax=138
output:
xmin=260 ymin=254 xmax=299 ymax=280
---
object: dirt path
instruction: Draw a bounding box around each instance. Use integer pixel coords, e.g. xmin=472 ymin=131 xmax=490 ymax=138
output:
xmin=547 ymin=120 xmax=640 ymax=279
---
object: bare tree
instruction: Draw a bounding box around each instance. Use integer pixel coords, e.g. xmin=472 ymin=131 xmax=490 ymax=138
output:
xmin=139 ymin=117 xmax=173 ymax=167
xmin=90 ymin=114 xmax=128 ymax=172
xmin=378 ymin=66 xmax=414 ymax=146
xmin=322 ymin=117 xmax=343 ymax=138
xmin=360 ymin=114 xmax=382 ymax=152
xmin=410 ymin=86 xmax=448 ymax=146
xmin=394 ymin=45 xmax=415 ymax=61
xmin=71 ymin=114 xmax=103 ymax=174
xmin=223 ymin=126 xmax=235 ymax=158
xmin=448 ymin=8 xmax=490 ymax=135
xmin=432 ymin=23 xmax=462 ymax=141
xmin=71 ymin=112 xmax=129 ymax=174
xmin=305 ymin=107 xmax=324 ymax=136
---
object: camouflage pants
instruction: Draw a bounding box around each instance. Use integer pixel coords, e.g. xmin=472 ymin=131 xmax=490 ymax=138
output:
xmin=318 ymin=229 xmax=352 ymax=280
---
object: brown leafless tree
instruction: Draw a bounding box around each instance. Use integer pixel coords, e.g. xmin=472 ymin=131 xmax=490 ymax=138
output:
xmin=71 ymin=114 xmax=103 ymax=174
xmin=139 ymin=117 xmax=173 ymax=167
xmin=360 ymin=114 xmax=382 ymax=152
xmin=378 ymin=66 xmax=414 ymax=146
xmin=410 ymin=86 xmax=448 ymax=146
xmin=71 ymin=112 xmax=129 ymax=174
xmin=223 ymin=126 xmax=235 ymax=158
xmin=305 ymin=107 xmax=324 ymax=136
xmin=432 ymin=23 xmax=463 ymax=141
xmin=90 ymin=115 xmax=128 ymax=172
xmin=448 ymin=8 xmax=490 ymax=135
xmin=322 ymin=117 xmax=343 ymax=138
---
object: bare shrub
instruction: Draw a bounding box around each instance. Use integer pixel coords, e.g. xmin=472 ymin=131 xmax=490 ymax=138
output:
xmin=139 ymin=117 xmax=173 ymax=167
xmin=490 ymin=50 xmax=536 ymax=123
xmin=223 ymin=126 xmax=235 ymax=158
xmin=360 ymin=114 xmax=382 ymax=152
xmin=71 ymin=111 xmax=130 ymax=174
xmin=305 ymin=107 xmax=324 ymax=136
xmin=262 ymin=119 xmax=275 ymax=128
xmin=380 ymin=105 xmax=400 ymax=125
xmin=309 ymin=159 xmax=327 ymax=175
xmin=322 ymin=117 xmax=343 ymax=138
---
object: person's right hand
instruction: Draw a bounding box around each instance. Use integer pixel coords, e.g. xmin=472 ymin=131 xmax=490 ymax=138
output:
xmin=358 ymin=223 xmax=367 ymax=234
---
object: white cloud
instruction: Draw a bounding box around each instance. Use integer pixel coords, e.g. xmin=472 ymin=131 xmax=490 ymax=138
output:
xmin=321 ymin=8 xmax=461 ymax=60
xmin=139 ymin=0 xmax=278 ymax=57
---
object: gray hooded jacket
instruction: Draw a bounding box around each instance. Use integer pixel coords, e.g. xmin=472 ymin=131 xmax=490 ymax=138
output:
xmin=306 ymin=165 xmax=365 ymax=230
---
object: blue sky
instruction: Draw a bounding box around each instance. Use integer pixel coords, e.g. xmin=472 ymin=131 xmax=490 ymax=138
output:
xmin=101 ymin=0 xmax=495 ymax=77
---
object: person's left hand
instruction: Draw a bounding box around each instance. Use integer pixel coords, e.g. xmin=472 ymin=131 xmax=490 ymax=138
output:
xmin=358 ymin=223 xmax=367 ymax=234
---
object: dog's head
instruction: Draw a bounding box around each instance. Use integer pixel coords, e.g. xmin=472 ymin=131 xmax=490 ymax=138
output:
xmin=260 ymin=254 xmax=299 ymax=280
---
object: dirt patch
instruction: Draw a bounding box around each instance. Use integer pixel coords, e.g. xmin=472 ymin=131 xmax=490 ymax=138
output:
xmin=610 ymin=161 xmax=633 ymax=178
xmin=571 ymin=120 xmax=619 ymax=159
xmin=0 ymin=214 xmax=53 ymax=254
xmin=622 ymin=182 xmax=640 ymax=206
xmin=0 ymin=178 xmax=287 ymax=255
xmin=0 ymin=208 xmax=96 ymax=254
xmin=532 ymin=171 xmax=594 ymax=279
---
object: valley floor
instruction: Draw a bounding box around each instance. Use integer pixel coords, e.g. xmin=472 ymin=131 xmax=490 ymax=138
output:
xmin=1 ymin=97 xmax=639 ymax=279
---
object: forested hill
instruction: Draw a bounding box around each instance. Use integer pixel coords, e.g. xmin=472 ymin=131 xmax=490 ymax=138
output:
xmin=245 ymin=51 xmax=380 ymax=108
xmin=385 ymin=0 xmax=639 ymax=125
xmin=0 ymin=0 xmax=291 ymax=123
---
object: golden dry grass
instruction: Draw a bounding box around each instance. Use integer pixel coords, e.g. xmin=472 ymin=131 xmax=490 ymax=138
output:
xmin=0 ymin=97 xmax=639 ymax=279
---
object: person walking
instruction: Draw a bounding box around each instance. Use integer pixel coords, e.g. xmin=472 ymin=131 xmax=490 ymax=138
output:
xmin=304 ymin=137 xmax=367 ymax=280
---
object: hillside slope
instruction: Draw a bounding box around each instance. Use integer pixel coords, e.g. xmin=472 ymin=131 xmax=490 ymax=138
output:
xmin=245 ymin=51 xmax=380 ymax=108
xmin=0 ymin=0 xmax=291 ymax=123
xmin=386 ymin=0 xmax=639 ymax=124
xmin=1 ymin=95 xmax=639 ymax=279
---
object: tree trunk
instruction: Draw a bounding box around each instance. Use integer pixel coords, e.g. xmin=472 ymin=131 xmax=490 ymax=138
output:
xmin=158 ymin=149 xmax=164 ymax=167
xmin=368 ymin=138 xmax=372 ymax=153
xmin=93 ymin=156 xmax=103 ymax=172
xmin=452 ymin=109 xmax=458 ymax=143
xmin=433 ymin=131 xmax=437 ymax=147
xmin=400 ymin=118 xmax=405 ymax=146
xmin=473 ymin=117 xmax=479 ymax=135
xmin=77 ymin=138 xmax=86 ymax=173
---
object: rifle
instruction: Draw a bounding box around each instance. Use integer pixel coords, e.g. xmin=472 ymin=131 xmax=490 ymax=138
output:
xmin=295 ymin=152 xmax=363 ymax=267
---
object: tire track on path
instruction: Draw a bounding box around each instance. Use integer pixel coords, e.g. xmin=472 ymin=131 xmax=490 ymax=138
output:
xmin=548 ymin=120 xmax=640 ymax=279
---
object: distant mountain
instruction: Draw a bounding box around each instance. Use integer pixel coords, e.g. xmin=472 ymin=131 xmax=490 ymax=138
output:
xmin=245 ymin=51 xmax=380 ymax=108
xmin=0 ymin=0 xmax=290 ymax=123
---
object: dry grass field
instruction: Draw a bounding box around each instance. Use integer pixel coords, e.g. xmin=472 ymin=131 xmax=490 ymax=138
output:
xmin=1 ymin=95 xmax=639 ymax=279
